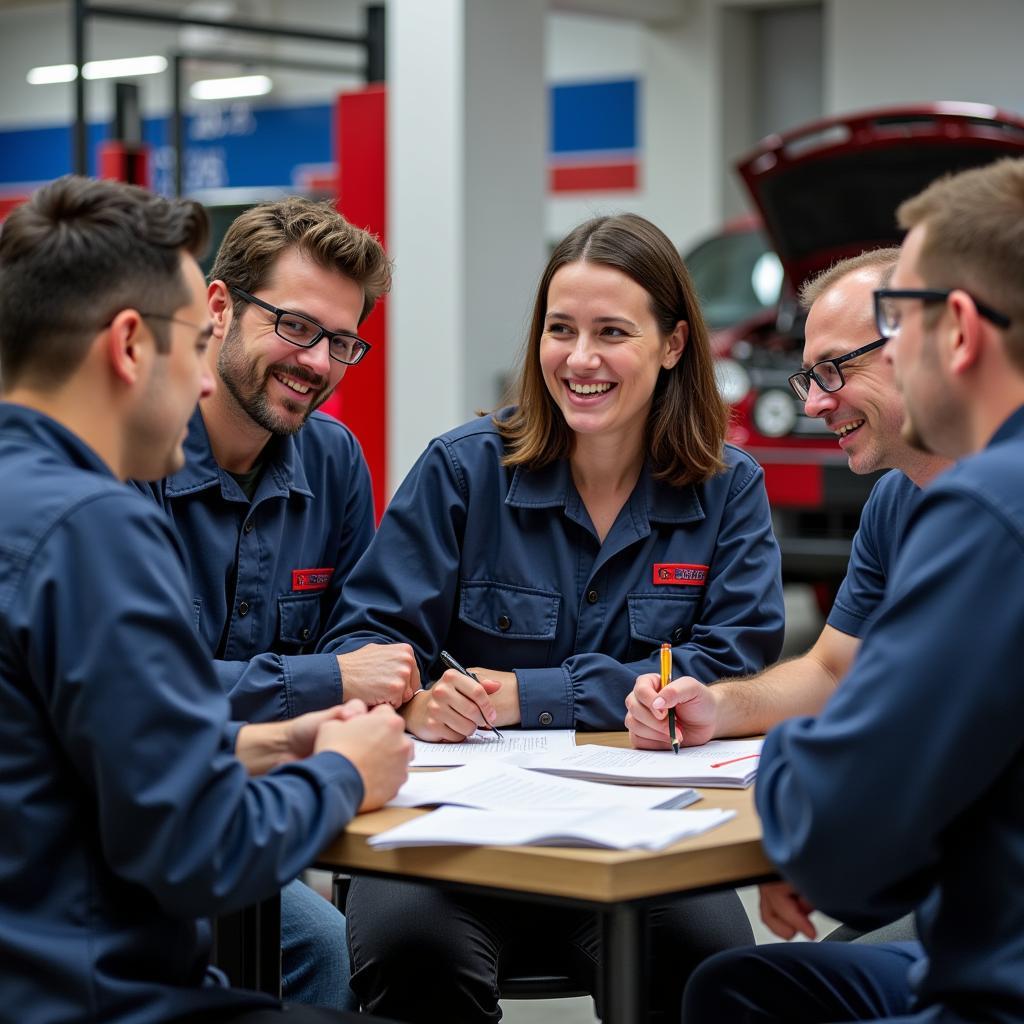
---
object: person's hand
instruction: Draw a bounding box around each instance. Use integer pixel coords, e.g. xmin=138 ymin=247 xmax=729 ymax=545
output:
xmin=758 ymin=881 xmax=817 ymax=940
xmin=468 ymin=667 xmax=521 ymax=727
xmin=336 ymin=643 xmax=421 ymax=708
xmin=314 ymin=704 xmax=413 ymax=811
xmin=235 ymin=702 xmax=369 ymax=776
xmin=402 ymin=670 xmax=503 ymax=741
xmin=624 ymin=673 xmax=718 ymax=748
xmin=281 ymin=700 xmax=369 ymax=762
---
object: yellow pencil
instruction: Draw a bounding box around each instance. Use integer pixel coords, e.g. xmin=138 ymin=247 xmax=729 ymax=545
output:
xmin=660 ymin=642 xmax=679 ymax=754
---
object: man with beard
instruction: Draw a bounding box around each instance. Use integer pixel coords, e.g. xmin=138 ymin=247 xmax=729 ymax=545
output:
xmin=681 ymin=157 xmax=1024 ymax=1024
xmin=137 ymin=198 xmax=419 ymax=1010
xmin=626 ymin=248 xmax=950 ymax=942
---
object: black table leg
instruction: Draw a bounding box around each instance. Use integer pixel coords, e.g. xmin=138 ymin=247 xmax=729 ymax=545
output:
xmin=600 ymin=902 xmax=647 ymax=1024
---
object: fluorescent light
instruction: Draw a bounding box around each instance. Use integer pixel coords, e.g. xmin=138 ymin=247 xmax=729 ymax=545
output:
xmin=27 ymin=64 xmax=76 ymax=85
xmin=190 ymin=75 xmax=272 ymax=100
xmin=85 ymin=56 xmax=167 ymax=79
xmin=27 ymin=56 xmax=167 ymax=85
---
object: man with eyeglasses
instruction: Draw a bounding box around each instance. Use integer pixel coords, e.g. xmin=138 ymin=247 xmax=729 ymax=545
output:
xmin=0 ymin=175 xmax=412 ymax=1024
xmin=135 ymin=198 xmax=420 ymax=1010
xmin=627 ymin=246 xmax=950 ymax=938
xmin=682 ymin=157 xmax=1024 ymax=1024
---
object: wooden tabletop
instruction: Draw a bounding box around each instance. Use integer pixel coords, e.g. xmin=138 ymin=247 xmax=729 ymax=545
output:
xmin=315 ymin=732 xmax=773 ymax=904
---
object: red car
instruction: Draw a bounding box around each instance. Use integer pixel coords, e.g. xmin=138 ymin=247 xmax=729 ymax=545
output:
xmin=687 ymin=102 xmax=1024 ymax=598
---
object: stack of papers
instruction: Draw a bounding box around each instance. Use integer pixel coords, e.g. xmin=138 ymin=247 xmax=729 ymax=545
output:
xmin=520 ymin=739 xmax=763 ymax=789
xmin=411 ymin=729 xmax=576 ymax=767
xmin=369 ymin=806 xmax=736 ymax=851
xmin=388 ymin=761 xmax=700 ymax=812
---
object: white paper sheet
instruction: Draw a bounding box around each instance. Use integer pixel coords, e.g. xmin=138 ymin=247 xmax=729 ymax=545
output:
xmin=410 ymin=729 xmax=577 ymax=767
xmin=520 ymin=739 xmax=764 ymax=788
xmin=389 ymin=761 xmax=700 ymax=811
xmin=369 ymin=806 xmax=736 ymax=851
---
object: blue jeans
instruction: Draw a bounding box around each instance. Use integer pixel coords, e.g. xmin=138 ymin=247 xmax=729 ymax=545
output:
xmin=681 ymin=941 xmax=976 ymax=1024
xmin=281 ymin=878 xmax=357 ymax=1011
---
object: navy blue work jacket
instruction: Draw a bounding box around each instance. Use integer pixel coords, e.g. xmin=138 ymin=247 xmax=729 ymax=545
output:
xmin=827 ymin=469 xmax=922 ymax=638
xmin=757 ymin=405 xmax=1024 ymax=1023
xmin=0 ymin=403 xmax=363 ymax=1024
xmin=137 ymin=408 xmax=375 ymax=721
xmin=323 ymin=413 xmax=784 ymax=730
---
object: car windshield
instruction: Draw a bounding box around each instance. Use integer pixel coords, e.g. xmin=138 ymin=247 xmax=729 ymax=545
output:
xmin=686 ymin=226 xmax=783 ymax=330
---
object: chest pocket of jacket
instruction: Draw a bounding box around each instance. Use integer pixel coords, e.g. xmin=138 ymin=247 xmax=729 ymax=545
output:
xmin=278 ymin=593 xmax=322 ymax=648
xmin=627 ymin=592 xmax=703 ymax=654
xmin=458 ymin=580 xmax=560 ymax=644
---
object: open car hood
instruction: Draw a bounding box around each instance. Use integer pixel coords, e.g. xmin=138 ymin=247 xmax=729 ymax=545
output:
xmin=737 ymin=102 xmax=1024 ymax=291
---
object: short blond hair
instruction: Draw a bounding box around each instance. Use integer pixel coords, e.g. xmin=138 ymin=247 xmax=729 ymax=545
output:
xmin=799 ymin=248 xmax=900 ymax=311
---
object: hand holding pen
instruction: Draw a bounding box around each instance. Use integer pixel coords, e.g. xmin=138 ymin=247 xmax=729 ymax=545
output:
xmin=438 ymin=650 xmax=505 ymax=739
xmin=660 ymin=642 xmax=681 ymax=754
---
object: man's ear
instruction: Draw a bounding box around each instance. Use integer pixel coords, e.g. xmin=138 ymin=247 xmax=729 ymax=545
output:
xmin=662 ymin=320 xmax=689 ymax=369
xmin=106 ymin=309 xmax=149 ymax=386
xmin=208 ymin=280 xmax=231 ymax=340
xmin=947 ymin=290 xmax=984 ymax=377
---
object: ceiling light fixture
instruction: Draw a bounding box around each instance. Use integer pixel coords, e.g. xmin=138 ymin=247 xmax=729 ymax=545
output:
xmin=190 ymin=74 xmax=273 ymax=100
xmin=27 ymin=56 xmax=168 ymax=85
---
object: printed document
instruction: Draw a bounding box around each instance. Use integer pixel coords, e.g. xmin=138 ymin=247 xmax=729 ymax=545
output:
xmin=520 ymin=739 xmax=763 ymax=788
xmin=389 ymin=761 xmax=700 ymax=811
xmin=369 ymin=806 xmax=736 ymax=851
xmin=411 ymin=729 xmax=576 ymax=767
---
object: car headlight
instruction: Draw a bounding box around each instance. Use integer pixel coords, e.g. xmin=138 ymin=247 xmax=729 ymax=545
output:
xmin=714 ymin=358 xmax=751 ymax=405
xmin=752 ymin=389 xmax=798 ymax=437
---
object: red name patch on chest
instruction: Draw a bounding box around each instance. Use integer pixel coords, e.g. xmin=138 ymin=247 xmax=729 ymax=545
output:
xmin=652 ymin=563 xmax=709 ymax=586
xmin=292 ymin=568 xmax=334 ymax=592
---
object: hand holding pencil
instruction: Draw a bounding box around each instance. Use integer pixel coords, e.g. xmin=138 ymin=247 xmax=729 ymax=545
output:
xmin=625 ymin=660 xmax=718 ymax=751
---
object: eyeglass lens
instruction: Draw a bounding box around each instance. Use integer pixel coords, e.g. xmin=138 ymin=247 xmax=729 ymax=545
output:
xmin=276 ymin=311 xmax=363 ymax=363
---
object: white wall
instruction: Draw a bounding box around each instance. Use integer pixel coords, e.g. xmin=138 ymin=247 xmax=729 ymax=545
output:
xmin=827 ymin=0 xmax=1024 ymax=114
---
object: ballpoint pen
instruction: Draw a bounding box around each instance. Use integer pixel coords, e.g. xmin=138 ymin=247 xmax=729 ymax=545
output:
xmin=660 ymin=642 xmax=680 ymax=754
xmin=438 ymin=649 xmax=505 ymax=739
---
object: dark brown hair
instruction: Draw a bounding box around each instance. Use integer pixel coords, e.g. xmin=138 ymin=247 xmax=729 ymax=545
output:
xmin=0 ymin=175 xmax=208 ymax=389
xmin=210 ymin=197 xmax=392 ymax=324
xmin=897 ymin=157 xmax=1024 ymax=370
xmin=498 ymin=213 xmax=727 ymax=486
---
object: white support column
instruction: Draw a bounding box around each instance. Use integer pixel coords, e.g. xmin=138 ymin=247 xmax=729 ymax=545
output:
xmin=387 ymin=0 xmax=547 ymax=494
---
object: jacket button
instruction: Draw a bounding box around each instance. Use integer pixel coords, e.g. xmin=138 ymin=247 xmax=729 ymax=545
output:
xmin=538 ymin=712 xmax=553 ymax=726
xmin=497 ymin=614 xmax=511 ymax=631
xmin=243 ymin=519 xmax=255 ymax=534
xmin=586 ymin=589 xmax=599 ymax=604
xmin=671 ymin=626 xmax=685 ymax=643
xmin=238 ymin=601 xmax=250 ymax=617
xmin=301 ymin=627 xmax=311 ymax=641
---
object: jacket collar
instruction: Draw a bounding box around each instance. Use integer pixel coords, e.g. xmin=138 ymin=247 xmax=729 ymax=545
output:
xmin=0 ymin=401 xmax=116 ymax=479
xmin=162 ymin=408 xmax=314 ymax=501
xmin=505 ymin=457 xmax=705 ymax=526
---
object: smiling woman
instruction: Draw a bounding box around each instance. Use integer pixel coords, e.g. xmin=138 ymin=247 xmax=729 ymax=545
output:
xmin=322 ymin=213 xmax=786 ymax=1023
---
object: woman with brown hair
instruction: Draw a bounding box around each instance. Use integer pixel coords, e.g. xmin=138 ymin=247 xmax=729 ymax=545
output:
xmin=324 ymin=212 xmax=784 ymax=1021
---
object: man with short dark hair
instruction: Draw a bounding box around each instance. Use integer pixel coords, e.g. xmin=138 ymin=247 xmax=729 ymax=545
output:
xmin=682 ymin=157 xmax=1024 ymax=1024
xmin=0 ymin=175 xmax=411 ymax=1024
xmin=136 ymin=198 xmax=421 ymax=1008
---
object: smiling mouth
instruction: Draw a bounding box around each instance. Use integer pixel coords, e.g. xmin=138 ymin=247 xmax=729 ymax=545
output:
xmin=271 ymin=369 xmax=322 ymax=399
xmin=834 ymin=419 xmax=865 ymax=438
xmin=565 ymin=380 xmax=615 ymax=396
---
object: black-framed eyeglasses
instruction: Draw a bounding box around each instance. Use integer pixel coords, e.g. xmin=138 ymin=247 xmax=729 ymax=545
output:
xmin=873 ymin=288 xmax=1012 ymax=339
xmin=787 ymin=337 xmax=889 ymax=402
xmin=228 ymin=285 xmax=371 ymax=366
